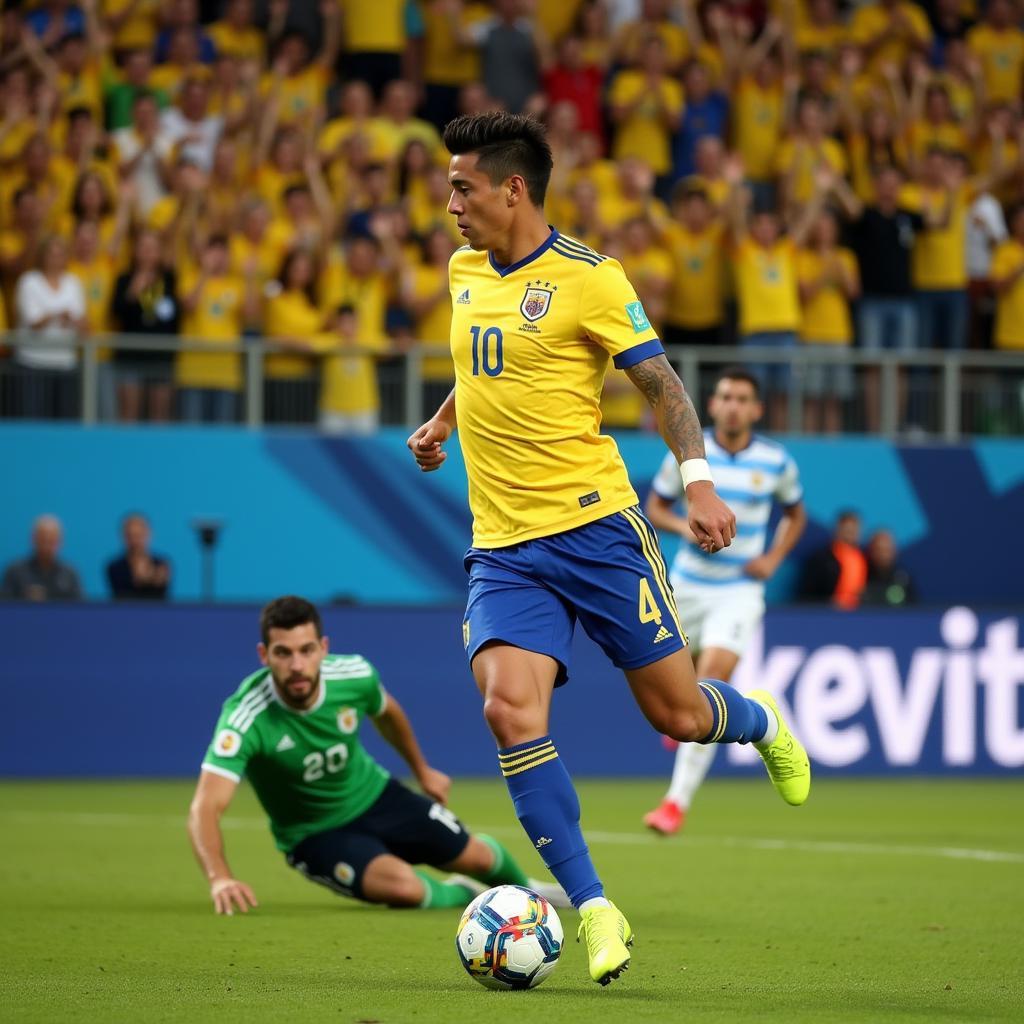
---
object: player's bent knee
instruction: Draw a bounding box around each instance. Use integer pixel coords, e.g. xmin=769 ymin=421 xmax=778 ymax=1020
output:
xmin=361 ymin=855 xmax=423 ymax=908
xmin=482 ymin=694 xmax=543 ymax=747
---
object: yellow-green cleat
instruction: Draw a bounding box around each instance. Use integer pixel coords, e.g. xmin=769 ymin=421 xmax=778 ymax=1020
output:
xmin=748 ymin=689 xmax=811 ymax=806
xmin=577 ymin=902 xmax=634 ymax=986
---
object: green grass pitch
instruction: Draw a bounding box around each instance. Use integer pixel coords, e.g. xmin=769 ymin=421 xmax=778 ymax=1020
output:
xmin=2 ymin=778 xmax=1022 ymax=1023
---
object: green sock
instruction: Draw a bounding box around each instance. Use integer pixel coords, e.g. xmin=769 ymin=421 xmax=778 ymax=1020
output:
xmin=476 ymin=833 xmax=530 ymax=887
xmin=414 ymin=871 xmax=476 ymax=909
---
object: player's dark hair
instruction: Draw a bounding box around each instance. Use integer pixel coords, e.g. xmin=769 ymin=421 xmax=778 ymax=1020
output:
xmin=837 ymin=509 xmax=861 ymax=524
xmin=443 ymin=112 xmax=553 ymax=206
xmin=260 ymin=596 xmax=323 ymax=645
xmin=716 ymin=366 xmax=761 ymax=398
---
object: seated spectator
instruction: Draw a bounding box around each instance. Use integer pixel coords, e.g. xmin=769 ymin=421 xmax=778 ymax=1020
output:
xmin=13 ymin=235 xmax=87 ymax=420
xmin=799 ymin=510 xmax=868 ymax=609
xmin=106 ymin=512 xmax=171 ymax=600
xmin=111 ymin=228 xmax=180 ymax=422
xmin=1 ymin=515 xmax=82 ymax=602
xmin=862 ymin=529 xmax=915 ymax=606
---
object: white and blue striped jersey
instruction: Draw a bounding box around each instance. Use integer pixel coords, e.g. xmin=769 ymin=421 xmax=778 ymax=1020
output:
xmin=651 ymin=431 xmax=803 ymax=593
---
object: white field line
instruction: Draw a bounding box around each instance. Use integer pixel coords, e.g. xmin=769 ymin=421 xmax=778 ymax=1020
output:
xmin=2 ymin=810 xmax=1022 ymax=865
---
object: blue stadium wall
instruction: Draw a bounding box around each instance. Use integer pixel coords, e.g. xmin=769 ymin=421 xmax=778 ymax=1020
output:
xmin=2 ymin=424 xmax=1024 ymax=606
xmin=2 ymin=603 xmax=1021 ymax=777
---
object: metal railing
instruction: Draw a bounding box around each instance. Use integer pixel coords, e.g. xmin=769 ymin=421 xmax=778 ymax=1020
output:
xmin=1 ymin=331 xmax=1023 ymax=440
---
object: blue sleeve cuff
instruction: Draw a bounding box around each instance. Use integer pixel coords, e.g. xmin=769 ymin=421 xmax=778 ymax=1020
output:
xmin=613 ymin=338 xmax=664 ymax=370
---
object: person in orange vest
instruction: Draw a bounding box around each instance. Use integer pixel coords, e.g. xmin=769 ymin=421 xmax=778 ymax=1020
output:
xmin=798 ymin=509 xmax=869 ymax=610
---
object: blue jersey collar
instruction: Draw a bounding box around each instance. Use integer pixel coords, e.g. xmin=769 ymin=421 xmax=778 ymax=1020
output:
xmin=488 ymin=227 xmax=559 ymax=278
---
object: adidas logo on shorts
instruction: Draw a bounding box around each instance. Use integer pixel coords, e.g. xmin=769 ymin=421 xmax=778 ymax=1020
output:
xmin=653 ymin=625 xmax=674 ymax=644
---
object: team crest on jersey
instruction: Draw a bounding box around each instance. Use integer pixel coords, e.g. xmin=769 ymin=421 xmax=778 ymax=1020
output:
xmin=337 ymin=708 xmax=358 ymax=734
xmin=333 ymin=862 xmax=355 ymax=886
xmin=214 ymin=729 xmax=241 ymax=757
xmin=520 ymin=286 xmax=553 ymax=322
xmin=751 ymin=471 xmax=764 ymax=490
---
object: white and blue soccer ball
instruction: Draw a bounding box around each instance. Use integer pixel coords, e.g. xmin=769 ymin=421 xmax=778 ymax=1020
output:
xmin=455 ymin=884 xmax=563 ymax=990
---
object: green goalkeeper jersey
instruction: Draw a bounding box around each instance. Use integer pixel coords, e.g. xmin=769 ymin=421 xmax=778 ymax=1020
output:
xmin=201 ymin=654 xmax=390 ymax=851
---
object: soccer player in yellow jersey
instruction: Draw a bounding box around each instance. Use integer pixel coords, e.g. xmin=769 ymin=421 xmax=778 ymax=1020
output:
xmin=406 ymin=113 xmax=811 ymax=986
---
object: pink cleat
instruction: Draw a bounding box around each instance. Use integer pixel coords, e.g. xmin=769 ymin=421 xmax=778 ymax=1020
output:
xmin=643 ymin=799 xmax=685 ymax=836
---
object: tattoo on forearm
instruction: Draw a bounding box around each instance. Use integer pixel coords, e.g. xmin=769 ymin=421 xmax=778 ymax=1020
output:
xmin=625 ymin=355 xmax=706 ymax=462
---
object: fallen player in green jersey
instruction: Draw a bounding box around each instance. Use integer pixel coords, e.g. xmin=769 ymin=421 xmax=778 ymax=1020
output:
xmin=188 ymin=595 xmax=567 ymax=914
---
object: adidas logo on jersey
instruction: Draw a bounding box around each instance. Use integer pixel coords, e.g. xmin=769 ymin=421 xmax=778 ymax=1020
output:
xmin=535 ymin=836 xmax=553 ymax=848
xmin=456 ymin=289 xmax=471 ymax=304
xmin=653 ymin=625 xmax=674 ymax=644
xmin=276 ymin=734 xmax=296 ymax=752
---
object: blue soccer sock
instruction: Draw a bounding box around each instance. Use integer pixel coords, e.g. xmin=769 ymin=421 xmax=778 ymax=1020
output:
xmin=497 ymin=736 xmax=604 ymax=909
xmin=698 ymin=679 xmax=771 ymax=745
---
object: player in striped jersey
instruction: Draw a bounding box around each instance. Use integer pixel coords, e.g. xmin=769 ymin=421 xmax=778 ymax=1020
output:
xmin=187 ymin=595 xmax=566 ymax=914
xmin=644 ymin=368 xmax=807 ymax=835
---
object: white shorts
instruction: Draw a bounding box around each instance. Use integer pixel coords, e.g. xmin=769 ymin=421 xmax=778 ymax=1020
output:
xmin=673 ymin=582 xmax=765 ymax=658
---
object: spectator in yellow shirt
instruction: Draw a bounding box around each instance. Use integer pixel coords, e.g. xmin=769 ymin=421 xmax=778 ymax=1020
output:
xmin=727 ymin=156 xmax=828 ymax=426
xmin=207 ymin=0 xmax=265 ymax=62
xmin=399 ymin=226 xmax=456 ymax=413
xmin=177 ymin=236 xmax=259 ymax=423
xmin=991 ymin=204 xmax=1024 ymax=351
xmin=318 ymin=303 xmax=380 ymax=434
xmin=727 ymin=25 xmax=788 ymax=206
xmin=608 ymin=35 xmax=683 ymax=183
xmin=966 ymin=0 xmax=1024 ymax=105
xmin=421 ymin=0 xmax=491 ymax=130
xmin=660 ymin=180 xmax=727 ymax=347
xmin=906 ymin=64 xmax=969 ymax=168
xmin=796 ymin=209 xmax=860 ymax=433
xmin=850 ymin=0 xmax=933 ymax=76
xmin=340 ymin=0 xmax=411 ymax=97
xmin=613 ymin=0 xmax=691 ymax=72
xmin=776 ymin=95 xmax=848 ymax=212
xmin=264 ymin=248 xmax=325 ymax=424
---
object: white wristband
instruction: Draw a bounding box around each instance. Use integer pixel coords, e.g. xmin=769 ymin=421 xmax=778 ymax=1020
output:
xmin=681 ymin=458 xmax=714 ymax=489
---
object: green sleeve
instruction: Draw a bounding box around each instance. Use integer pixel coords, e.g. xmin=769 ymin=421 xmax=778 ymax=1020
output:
xmin=201 ymin=703 xmax=258 ymax=782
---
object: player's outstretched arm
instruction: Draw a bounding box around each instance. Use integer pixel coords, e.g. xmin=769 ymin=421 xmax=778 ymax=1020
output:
xmin=187 ymin=770 xmax=259 ymax=915
xmin=626 ymin=354 xmax=737 ymax=551
xmin=371 ymin=693 xmax=452 ymax=805
xmin=406 ymin=387 xmax=457 ymax=473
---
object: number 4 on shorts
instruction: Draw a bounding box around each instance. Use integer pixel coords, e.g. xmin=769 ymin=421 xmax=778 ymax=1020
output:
xmin=638 ymin=578 xmax=663 ymax=626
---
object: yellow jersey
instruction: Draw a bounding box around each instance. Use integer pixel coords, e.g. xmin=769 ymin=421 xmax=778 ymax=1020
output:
xmin=664 ymin=222 xmax=726 ymax=329
xmin=409 ymin=262 xmax=454 ymax=381
xmin=176 ymin=272 xmax=245 ymax=390
xmin=966 ymin=24 xmax=1024 ymax=103
xmin=735 ymin=238 xmax=801 ymax=335
xmin=422 ymin=1 xmax=490 ymax=86
xmin=733 ymin=77 xmax=784 ymax=181
xmin=449 ymin=230 xmax=661 ymax=548
xmin=850 ymin=1 xmax=933 ymax=73
xmin=775 ymin=137 xmax=848 ymax=205
xmin=796 ymin=247 xmax=858 ymax=343
xmin=991 ymin=239 xmax=1024 ymax=349
xmin=608 ymin=71 xmax=684 ymax=176
xmin=912 ymin=184 xmax=970 ymax=290
xmin=340 ymin=0 xmax=405 ymax=52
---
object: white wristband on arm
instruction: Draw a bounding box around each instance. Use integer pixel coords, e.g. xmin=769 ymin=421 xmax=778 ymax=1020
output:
xmin=681 ymin=458 xmax=714 ymax=489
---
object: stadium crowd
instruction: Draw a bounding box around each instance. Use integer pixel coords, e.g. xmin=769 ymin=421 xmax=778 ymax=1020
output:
xmin=1 ymin=0 xmax=1024 ymax=432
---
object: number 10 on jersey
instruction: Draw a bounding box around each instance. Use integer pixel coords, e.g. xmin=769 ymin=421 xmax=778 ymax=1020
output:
xmin=470 ymin=326 xmax=503 ymax=377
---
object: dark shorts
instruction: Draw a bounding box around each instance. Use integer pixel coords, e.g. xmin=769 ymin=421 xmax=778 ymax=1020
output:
xmin=285 ymin=779 xmax=470 ymax=900
xmin=464 ymin=505 xmax=687 ymax=686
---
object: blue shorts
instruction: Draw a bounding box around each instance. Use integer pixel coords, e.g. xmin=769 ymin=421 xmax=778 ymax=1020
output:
xmin=463 ymin=505 xmax=687 ymax=685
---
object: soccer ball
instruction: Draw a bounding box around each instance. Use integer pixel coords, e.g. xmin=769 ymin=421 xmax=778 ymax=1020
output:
xmin=455 ymin=884 xmax=563 ymax=990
